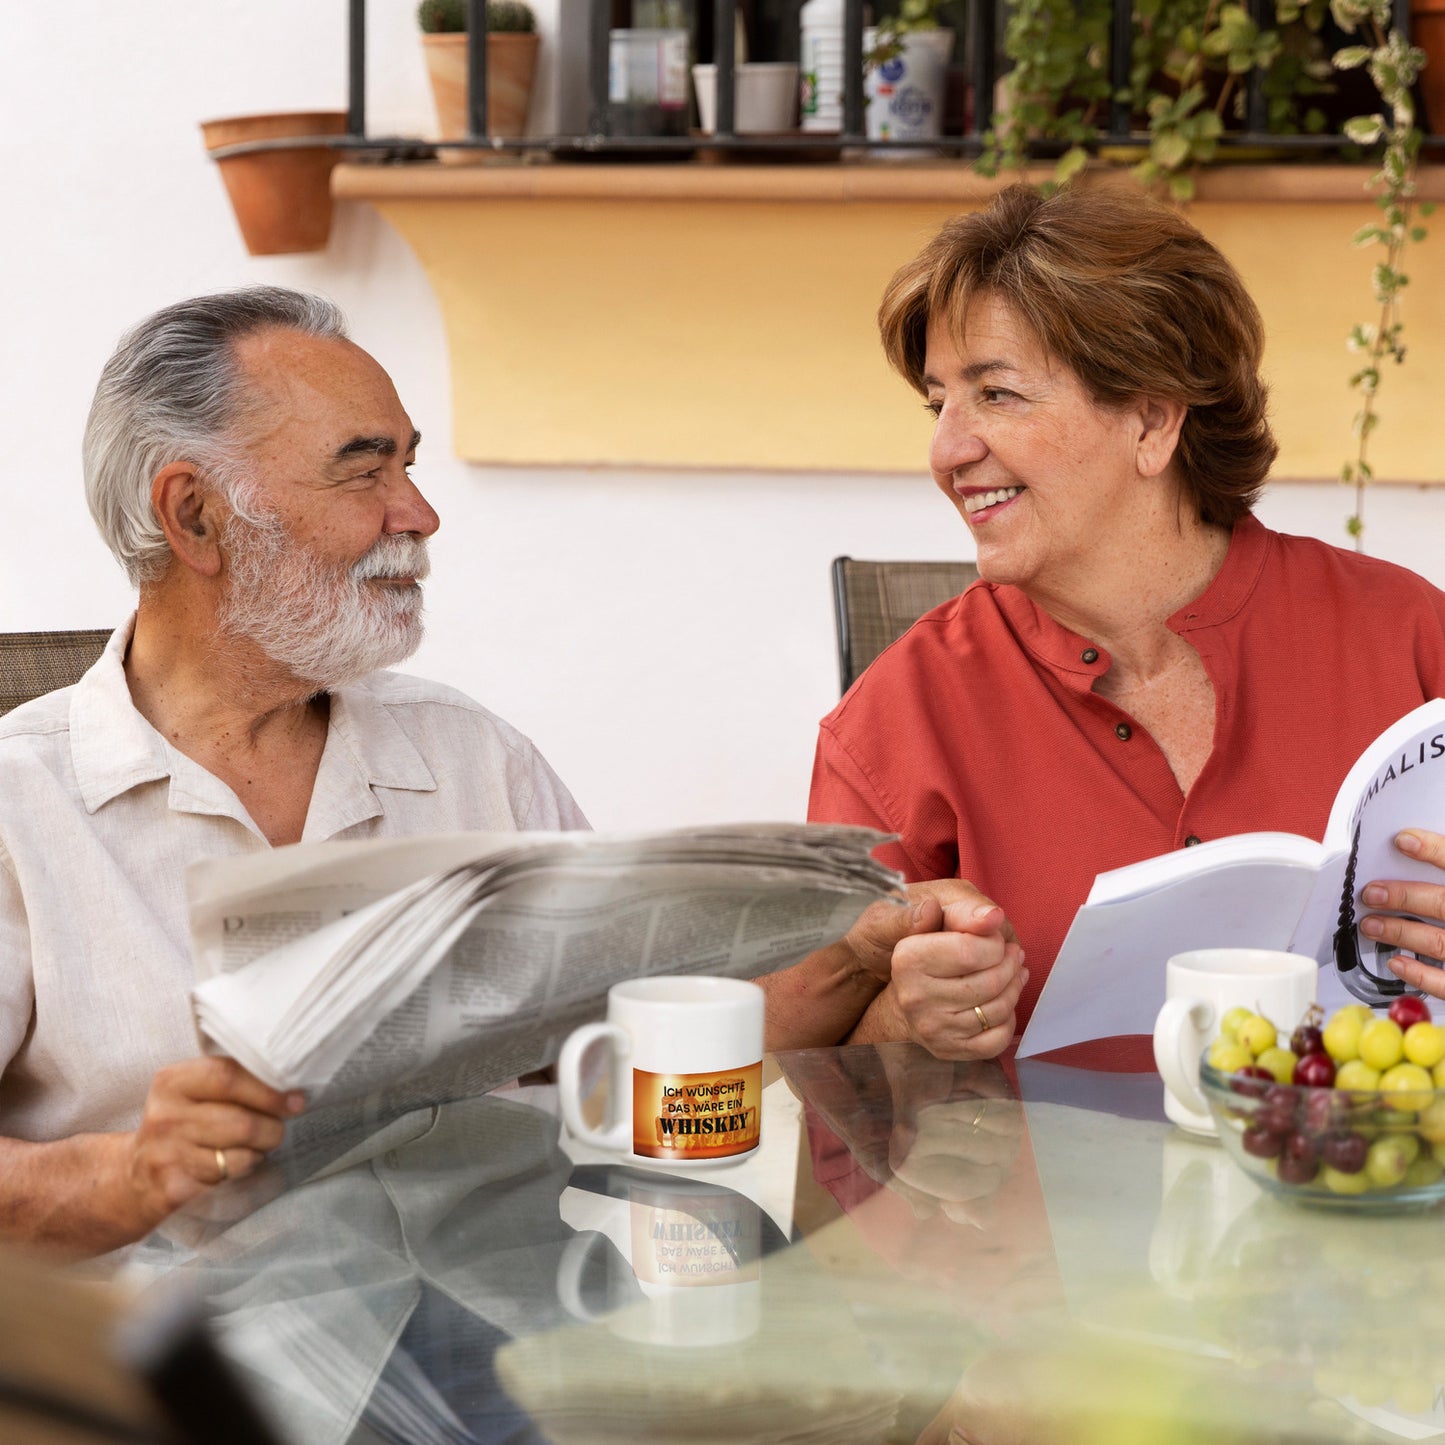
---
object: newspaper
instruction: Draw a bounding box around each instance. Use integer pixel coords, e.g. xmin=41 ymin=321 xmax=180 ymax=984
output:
xmin=187 ymin=824 xmax=901 ymax=1109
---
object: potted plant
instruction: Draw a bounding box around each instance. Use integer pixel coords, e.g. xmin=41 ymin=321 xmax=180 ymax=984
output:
xmin=200 ymin=110 xmax=349 ymax=256
xmin=864 ymin=0 xmax=955 ymax=142
xmin=418 ymin=0 xmax=540 ymax=143
xmin=979 ymin=0 xmax=1335 ymax=196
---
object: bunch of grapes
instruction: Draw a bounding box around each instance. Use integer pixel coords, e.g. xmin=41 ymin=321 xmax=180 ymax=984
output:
xmin=1192 ymin=1204 xmax=1445 ymax=1417
xmin=1205 ymin=997 xmax=1445 ymax=1197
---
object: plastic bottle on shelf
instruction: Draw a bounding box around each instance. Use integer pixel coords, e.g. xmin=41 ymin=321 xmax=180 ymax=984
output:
xmin=799 ymin=0 xmax=845 ymax=133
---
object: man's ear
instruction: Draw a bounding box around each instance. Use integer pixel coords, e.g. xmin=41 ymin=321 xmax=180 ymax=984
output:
xmin=1135 ymin=396 xmax=1187 ymax=479
xmin=151 ymin=463 xmax=224 ymax=578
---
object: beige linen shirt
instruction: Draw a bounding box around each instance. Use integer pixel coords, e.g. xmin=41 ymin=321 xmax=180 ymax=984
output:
xmin=0 ymin=620 xmax=587 ymax=1143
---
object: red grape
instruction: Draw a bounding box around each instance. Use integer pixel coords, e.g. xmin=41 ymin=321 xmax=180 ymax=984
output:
xmin=1293 ymin=1052 xmax=1336 ymax=1089
xmin=1321 ymin=1132 xmax=1368 ymax=1173
xmin=1231 ymin=1066 xmax=1275 ymax=1099
xmin=1278 ymin=1149 xmax=1320 ymax=1185
xmin=1242 ymin=1124 xmax=1285 ymax=1158
xmin=1303 ymin=1087 xmax=1347 ymax=1135
xmin=1260 ymin=1086 xmax=1298 ymax=1134
xmin=1284 ymin=1131 xmax=1319 ymax=1165
xmin=1389 ymin=996 xmax=1432 ymax=1030
xmin=1291 ymin=1023 xmax=1325 ymax=1057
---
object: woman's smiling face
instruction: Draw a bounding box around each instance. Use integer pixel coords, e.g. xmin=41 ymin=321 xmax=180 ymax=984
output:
xmin=923 ymin=294 xmax=1158 ymax=600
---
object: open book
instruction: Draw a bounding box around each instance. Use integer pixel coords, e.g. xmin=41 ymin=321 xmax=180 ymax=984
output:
xmin=1017 ymin=697 xmax=1445 ymax=1058
xmin=187 ymin=823 xmax=901 ymax=1107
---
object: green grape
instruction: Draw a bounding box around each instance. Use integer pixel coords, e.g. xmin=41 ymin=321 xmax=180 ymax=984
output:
xmin=1365 ymin=1133 xmax=1421 ymax=1188
xmin=1218 ymin=1005 xmax=1253 ymax=1042
xmin=1254 ymin=1045 xmax=1297 ymax=1083
xmin=1360 ymin=1018 xmax=1406 ymax=1072
xmin=1322 ymin=1007 xmax=1366 ymax=1063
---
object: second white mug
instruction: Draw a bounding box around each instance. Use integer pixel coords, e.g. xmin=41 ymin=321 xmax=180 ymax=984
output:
xmin=1152 ymin=948 xmax=1317 ymax=1136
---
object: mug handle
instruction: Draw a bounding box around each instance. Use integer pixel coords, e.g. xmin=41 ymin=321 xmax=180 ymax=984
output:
xmin=558 ymin=1021 xmax=632 ymax=1152
xmin=1152 ymin=995 xmax=1215 ymax=1118
xmin=556 ymin=1231 xmax=612 ymax=1322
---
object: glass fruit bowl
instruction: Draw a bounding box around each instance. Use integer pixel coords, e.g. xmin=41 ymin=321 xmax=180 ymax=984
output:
xmin=1199 ymin=1057 xmax=1445 ymax=1211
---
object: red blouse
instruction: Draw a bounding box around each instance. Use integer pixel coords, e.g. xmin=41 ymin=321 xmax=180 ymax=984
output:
xmin=809 ymin=517 xmax=1445 ymax=1069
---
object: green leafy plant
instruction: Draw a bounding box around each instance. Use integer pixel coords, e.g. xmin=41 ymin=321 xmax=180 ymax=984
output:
xmin=1332 ymin=0 xmax=1430 ymax=547
xmin=867 ymin=0 xmax=946 ymax=71
xmin=978 ymin=0 xmax=1333 ymax=196
xmin=418 ymin=0 xmax=536 ymax=35
xmin=977 ymin=0 xmax=1112 ymax=181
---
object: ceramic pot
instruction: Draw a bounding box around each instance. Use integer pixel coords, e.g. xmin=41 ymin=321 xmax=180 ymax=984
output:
xmin=692 ymin=62 xmax=800 ymax=134
xmin=422 ymin=31 xmax=541 ymax=142
xmin=200 ymin=111 xmax=347 ymax=256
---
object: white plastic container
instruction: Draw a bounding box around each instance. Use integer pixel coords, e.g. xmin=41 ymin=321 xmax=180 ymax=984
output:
xmin=608 ymin=27 xmax=691 ymax=136
xmin=692 ymin=62 xmax=800 ymax=134
xmin=799 ymin=0 xmax=845 ymax=133
xmin=862 ymin=27 xmax=954 ymax=141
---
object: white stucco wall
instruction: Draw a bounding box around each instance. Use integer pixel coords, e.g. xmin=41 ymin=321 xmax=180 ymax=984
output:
xmin=3 ymin=1 xmax=1443 ymax=831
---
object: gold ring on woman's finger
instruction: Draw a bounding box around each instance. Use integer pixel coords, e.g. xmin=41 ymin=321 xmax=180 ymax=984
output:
xmin=214 ymin=1147 xmax=229 ymax=1183
xmin=974 ymin=1004 xmax=989 ymax=1032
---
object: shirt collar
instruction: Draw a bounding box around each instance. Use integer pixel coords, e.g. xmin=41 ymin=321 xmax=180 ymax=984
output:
xmin=71 ymin=616 xmax=438 ymax=831
xmin=990 ymin=513 xmax=1272 ymax=688
xmin=71 ymin=616 xmax=172 ymax=813
xmin=296 ymin=681 xmax=439 ymax=840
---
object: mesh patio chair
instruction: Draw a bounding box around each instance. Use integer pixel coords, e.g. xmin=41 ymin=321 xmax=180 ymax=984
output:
xmin=0 ymin=629 xmax=112 ymax=717
xmin=831 ymin=557 xmax=979 ymax=694
xmin=0 ymin=1242 xmax=283 ymax=1445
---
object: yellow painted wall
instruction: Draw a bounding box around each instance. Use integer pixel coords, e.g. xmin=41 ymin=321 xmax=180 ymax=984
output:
xmin=346 ymin=166 xmax=1445 ymax=481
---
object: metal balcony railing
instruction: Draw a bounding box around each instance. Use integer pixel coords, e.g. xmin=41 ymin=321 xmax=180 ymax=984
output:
xmin=202 ymin=0 xmax=1428 ymax=164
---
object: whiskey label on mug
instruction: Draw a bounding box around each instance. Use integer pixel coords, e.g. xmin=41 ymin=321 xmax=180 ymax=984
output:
xmin=633 ymin=1064 xmax=762 ymax=1160
xmin=629 ymin=1188 xmax=762 ymax=1287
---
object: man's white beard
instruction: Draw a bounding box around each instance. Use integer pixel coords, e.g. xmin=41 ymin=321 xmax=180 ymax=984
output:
xmin=217 ymin=509 xmax=430 ymax=688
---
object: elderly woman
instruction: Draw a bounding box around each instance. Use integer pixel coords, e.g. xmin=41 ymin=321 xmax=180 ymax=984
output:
xmin=799 ymin=182 xmax=1445 ymax=1069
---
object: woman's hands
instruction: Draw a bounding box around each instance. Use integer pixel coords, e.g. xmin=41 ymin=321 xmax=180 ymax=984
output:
xmin=847 ymin=885 xmax=1028 ymax=1060
xmin=1360 ymin=828 xmax=1445 ymax=998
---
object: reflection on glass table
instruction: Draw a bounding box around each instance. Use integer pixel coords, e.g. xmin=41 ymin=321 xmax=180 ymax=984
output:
xmin=118 ymin=1044 xmax=1445 ymax=1444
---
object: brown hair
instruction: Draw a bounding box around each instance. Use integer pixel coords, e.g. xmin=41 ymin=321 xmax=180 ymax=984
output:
xmin=877 ymin=183 xmax=1277 ymax=526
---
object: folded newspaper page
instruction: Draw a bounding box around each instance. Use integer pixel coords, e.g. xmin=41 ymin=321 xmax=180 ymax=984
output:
xmin=187 ymin=824 xmax=902 ymax=1107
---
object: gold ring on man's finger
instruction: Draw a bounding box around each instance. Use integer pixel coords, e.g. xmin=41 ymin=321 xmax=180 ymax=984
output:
xmin=214 ymin=1147 xmax=229 ymax=1183
xmin=974 ymin=1004 xmax=989 ymax=1032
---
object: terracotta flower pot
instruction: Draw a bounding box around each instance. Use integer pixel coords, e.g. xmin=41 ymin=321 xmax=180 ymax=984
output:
xmin=201 ymin=111 xmax=348 ymax=256
xmin=1413 ymin=0 xmax=1445 ymax=136
xmin=422 ymin=32 xmax=541 ymax=142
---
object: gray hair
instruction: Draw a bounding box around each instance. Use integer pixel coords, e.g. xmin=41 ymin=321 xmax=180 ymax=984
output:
xmin=82 ymin=286 xmax=348 ymax=585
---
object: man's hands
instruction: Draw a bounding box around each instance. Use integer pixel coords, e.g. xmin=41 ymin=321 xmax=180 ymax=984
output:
xmin=0 ymin=1056 xmax=304 ymax=1258
xmin=119 ymin=1057 xmax=305 ymax=1235
xmin=1361 ymin=828 xmax=1445 ymax=999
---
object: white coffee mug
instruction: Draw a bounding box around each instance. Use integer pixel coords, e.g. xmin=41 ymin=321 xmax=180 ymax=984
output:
xmin=1152 ymin=948 xmax=1317 ymax=1136
xmin=558 ymin=976 xmax=764 ymax=1166
xmin=556 ymin=1175 xmax=762 ymax=1346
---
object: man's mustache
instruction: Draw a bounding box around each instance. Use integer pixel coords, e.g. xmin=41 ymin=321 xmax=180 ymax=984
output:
xmin=351 ymin=535 xmax=430 ymax=582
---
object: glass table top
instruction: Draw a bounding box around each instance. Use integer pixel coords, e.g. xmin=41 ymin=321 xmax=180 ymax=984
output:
xmin=124 ymin=1043 xmax=1445 ymax=1444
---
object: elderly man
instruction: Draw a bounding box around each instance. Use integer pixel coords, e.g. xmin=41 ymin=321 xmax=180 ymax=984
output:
xmin=0 ymin=289 xmax=590 ymax=1255
xmin=0 ymin=287 xmax=1004 ymax=1257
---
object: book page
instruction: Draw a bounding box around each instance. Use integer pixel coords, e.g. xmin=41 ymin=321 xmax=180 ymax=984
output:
xmin=1017 ymin=857 xmax=1321 ymax=1058
xmin=1312 ymin=696 xmax=1445 ymax=1007
xmin=1017 ymin=697 xmax=1445 ymax=1057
